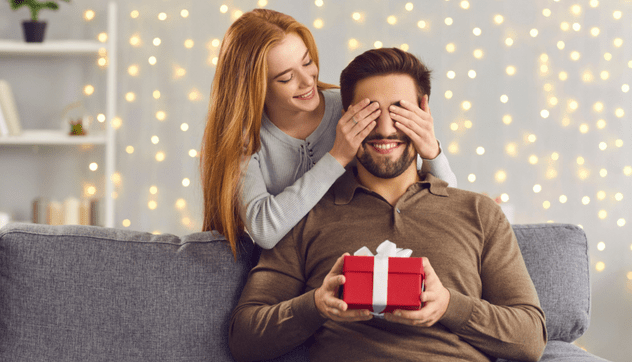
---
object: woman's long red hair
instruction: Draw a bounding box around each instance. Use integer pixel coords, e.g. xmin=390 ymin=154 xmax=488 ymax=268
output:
xmin=200 ymin=9 xmax=336 ymax=257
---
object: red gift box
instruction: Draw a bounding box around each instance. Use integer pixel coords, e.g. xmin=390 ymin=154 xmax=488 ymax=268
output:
xmin=342 ymin=255 xmax=424 ymax=314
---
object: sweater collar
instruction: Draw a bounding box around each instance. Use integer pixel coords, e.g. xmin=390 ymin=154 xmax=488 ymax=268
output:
xmin=333 ymin=167 xmax=449 ymax=205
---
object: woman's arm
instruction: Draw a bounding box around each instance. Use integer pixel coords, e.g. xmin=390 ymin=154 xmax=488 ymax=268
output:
xmin=418 ymin=141 xmax=458 ymax=188
xmin=240 ymin=95 xmax=380 ymax=249
xmin=240 ymin=152 xmax=345 ymax=249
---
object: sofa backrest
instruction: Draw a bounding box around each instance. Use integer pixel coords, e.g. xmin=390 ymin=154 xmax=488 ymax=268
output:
xmin=0 ymin=222 xmax=254 ymax=362
xmin=0 ymin=222 xmax=592 ymax=362
xmin=512 ymin=223 xmax=591 ymax=342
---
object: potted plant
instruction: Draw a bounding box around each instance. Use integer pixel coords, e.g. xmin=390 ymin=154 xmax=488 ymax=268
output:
xmin=9 ymin=0 xmax=71 ymax=43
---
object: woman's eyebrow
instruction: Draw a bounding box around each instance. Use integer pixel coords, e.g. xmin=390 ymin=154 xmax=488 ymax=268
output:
xmin=272 ymin=49 xmax=310 ymax=80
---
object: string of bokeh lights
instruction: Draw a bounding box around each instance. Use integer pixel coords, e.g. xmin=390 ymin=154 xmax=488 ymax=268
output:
xmin=76 ymin=1 xmax=630 ymax=277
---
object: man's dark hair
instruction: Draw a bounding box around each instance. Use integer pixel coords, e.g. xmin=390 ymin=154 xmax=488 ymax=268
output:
xmin=339 ymin=47 xmax=432 ymax=111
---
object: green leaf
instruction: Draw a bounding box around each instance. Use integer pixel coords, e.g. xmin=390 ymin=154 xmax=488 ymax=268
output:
xmin=9 ymin=0 xmax=28 ymax=10
xmin=43 ymin=2 xmax=60 ymax=10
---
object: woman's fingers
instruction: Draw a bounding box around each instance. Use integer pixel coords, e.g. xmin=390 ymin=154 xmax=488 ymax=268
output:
xmin=330 ymin=99 xmax=379 ymax=167
xmin=345 ymin=100 xmax=380 ymax=131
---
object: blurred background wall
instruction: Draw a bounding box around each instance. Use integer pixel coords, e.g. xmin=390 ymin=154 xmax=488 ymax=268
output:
xmin=1 ymin=1 xmax=630 ymax=359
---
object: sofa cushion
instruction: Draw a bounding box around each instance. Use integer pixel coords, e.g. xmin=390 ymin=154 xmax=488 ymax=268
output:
xmin=512 ymin=224 xmax=591 ymax=343
xmin=498 ymin=341 xmax=609 ymax=362
xmin=0 ymin=223 xmax=254 ymax=362
xmin=537 ymin=341 xmax=609 ymax=362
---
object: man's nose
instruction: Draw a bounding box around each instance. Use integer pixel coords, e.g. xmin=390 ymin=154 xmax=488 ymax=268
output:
xmin=374 ymin=106 xmax=397 ymax=136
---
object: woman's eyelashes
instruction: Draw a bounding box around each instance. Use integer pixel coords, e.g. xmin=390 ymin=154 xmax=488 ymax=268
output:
xmin=278 ymin=59 xmax=313 ymax=84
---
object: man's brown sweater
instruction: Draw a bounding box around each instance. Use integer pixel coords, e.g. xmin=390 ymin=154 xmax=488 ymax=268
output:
xmin=230 ymin=170 xmax=547 ymax=361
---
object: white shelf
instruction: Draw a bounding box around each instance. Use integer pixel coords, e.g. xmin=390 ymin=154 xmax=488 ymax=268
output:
xmin=0 ymin=40 xmax=105 ymax=55
xmin=0 ymin=2 xmax=117 ymax=228
xmin=0 ymin=129 xmax=106 ymax=145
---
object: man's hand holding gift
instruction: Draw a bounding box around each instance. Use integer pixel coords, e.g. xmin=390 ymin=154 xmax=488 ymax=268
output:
xmin=384 ymin=257 xmax=451 ymax=327
xmin=314 ymin=253 xmax=373 ymax=322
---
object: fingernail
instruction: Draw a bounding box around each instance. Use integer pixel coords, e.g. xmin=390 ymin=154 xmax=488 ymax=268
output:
xmin=394 ymin=311 xmax=401 ymax=316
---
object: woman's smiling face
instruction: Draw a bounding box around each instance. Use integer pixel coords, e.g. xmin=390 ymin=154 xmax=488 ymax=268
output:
xmin=265 ymin=32 xmax=320 ymax=115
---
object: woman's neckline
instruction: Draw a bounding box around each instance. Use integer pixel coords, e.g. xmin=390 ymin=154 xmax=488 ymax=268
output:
xmin=265 ymin=90 xmax=327 ymax=141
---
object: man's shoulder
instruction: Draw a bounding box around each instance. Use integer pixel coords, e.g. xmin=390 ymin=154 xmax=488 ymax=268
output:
xmin=442 ymin=184 xmax=488 ymax=199
xmin=445 ymin=187 xmax=507 ymax=227
xmin=445 ymin=186 xmax=487 ymax=199
xmin=430 ymin=184 xmax=504 ymax=214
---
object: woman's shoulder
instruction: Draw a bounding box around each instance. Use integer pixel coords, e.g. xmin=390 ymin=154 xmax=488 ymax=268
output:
xmin=321 ymin=88 xmax=343 ymax=120
xmin=321 ymin=87 xmax=341 ymax=101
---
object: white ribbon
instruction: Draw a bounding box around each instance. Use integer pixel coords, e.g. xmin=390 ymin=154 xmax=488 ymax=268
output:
xmin=353 ymin=240 xmax=412 ymax=315
xmin=353 ymin=240 xmax=412 ymax=258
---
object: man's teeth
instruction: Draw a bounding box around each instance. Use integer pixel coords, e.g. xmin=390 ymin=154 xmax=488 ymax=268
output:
xmin=297 ymin=88 xmax=313 ymax=99
xmin=372 ymin=143 xmax=398 ymax=150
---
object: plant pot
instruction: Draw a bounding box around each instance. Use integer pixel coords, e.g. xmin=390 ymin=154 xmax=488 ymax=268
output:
xmin=22 ymin=21 xmax=47 ymax=43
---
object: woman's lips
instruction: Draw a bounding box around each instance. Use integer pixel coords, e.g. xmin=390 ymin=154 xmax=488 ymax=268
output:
xmin=294 ymin=87 xmax=315 ymax=100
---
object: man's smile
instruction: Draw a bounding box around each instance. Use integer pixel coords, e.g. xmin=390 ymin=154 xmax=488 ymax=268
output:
xmin=365 ymin=141 xmax=403 ymax=154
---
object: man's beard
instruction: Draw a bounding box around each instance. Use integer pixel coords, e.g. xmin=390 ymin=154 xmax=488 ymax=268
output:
xmin=357 ymin=133 xmax=416 ymax=179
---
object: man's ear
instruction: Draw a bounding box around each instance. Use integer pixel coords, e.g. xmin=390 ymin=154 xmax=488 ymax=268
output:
xmin=420 ymin=94 xmax=429 ymax=112
xmin=417 ymin=96 xmax=424 ymax=111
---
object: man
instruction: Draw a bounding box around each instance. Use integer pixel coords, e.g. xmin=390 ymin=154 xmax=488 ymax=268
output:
xmin=229 ymin=48 xmax=547 ymax=362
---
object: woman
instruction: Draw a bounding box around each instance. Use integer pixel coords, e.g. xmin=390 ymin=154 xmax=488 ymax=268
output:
xmin=200 ymin=9 xmax=457 ymax=256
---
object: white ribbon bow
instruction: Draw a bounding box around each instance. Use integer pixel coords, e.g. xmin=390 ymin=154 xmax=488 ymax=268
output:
xmin=353 ymin=240 xmax=412 ymax=315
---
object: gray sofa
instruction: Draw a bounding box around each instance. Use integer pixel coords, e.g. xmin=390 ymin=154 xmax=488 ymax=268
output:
xmin=0 ymin=222 xmax=610 ymax=361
